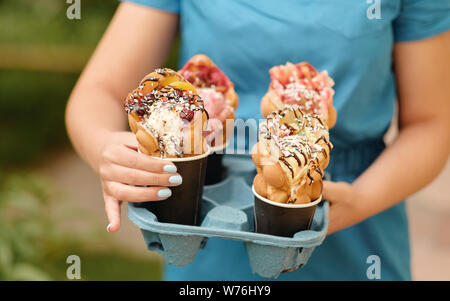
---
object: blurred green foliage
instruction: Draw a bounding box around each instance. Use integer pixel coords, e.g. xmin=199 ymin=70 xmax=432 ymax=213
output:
xmin=0 ymin=172 xmax=162 ymax=280
xmin=0 ymin=173 xmax=56 ymax=280
xmin=0 ymin=0 xmax=174 ymax=281
xmin=0 ymin=70 xmax=78 ymax=167
xmin=0 ymin=0 xmax=180 ymax=168
xmin=0 ymin=0 xmax=117 ymax=46
xmin=0 ymin=0 xmax=119 ymax=168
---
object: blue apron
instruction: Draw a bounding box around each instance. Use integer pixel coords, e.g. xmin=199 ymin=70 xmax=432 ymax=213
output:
xmin=122 ymin=0 xmax=450 ymax=280
xmin=164 ymin=139 xmax=411 ymax=280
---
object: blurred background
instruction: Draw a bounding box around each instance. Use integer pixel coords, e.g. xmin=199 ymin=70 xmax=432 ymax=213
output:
xmin=0 ymin=0 xmax=448 ymax=281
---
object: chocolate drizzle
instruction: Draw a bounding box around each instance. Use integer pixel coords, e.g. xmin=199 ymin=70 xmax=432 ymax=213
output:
xmin=284 ymin=124 xmax=296 ymax=135
xmin=315 ymin=135 xmax=331 ymax=153
xmin=141 ymin=76 xmax=159 ymax=84
xmin=280 ymin=157 xmax=294 ymax=178
xmin=307 ymin=169 xmax=314 ymax=184
xmin=314 ymin=116 xmax=324 ymax=126
xmin=299 ymin=150 xmax=307 ymax=164
xmin=203 ymin=107 xmax=209 ymax=120
xmin=292 ymin=108 xmax=301 ymax=119
xmin=314 ymin=165 xmax=323 ymax=177
xmin=261 ymin=106 xmax=333 ymax=203
xmin=290 ymin=152 xmax=302 ymax=167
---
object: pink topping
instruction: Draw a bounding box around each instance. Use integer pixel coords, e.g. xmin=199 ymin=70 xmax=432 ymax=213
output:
xmin=269 ymin=62 xmax=335 ymax=115
xmin=198 ymin=88 xmax=230 ymax=122
xmin=180 ymin=63 xmax=231 ymax=89
xmin=180 ymin=59 xmax=233 ymax=123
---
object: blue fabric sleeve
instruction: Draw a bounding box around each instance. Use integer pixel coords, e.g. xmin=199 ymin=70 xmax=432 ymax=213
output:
xmin=394 ymin=0 xmax=450 ymax=42
xmin=120 ymin=0 xmax=180 ymax=14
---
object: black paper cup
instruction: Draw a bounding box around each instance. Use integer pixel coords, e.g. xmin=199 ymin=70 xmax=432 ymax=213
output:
xmin=136 ymin=148 xmax=210 ymax=226
xmin=252 ymin=185 xmax=322 ymax=237
xmin=204 ymin=142 xmax=229 ymax=185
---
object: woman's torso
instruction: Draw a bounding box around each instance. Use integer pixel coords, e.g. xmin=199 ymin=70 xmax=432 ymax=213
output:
xmin=178 ymin=0 xmax=402 ymax=147
xmin=165 ymin=0 xmax=411 ymax=280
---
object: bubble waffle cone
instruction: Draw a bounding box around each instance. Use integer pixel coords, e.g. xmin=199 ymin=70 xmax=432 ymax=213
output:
xmin=124 ymin=68 xmax=208 ymax=158
xmin=252 ymin=106 xmax=333 ymax=204
xmin=261 ymin=62 xmax=337 ymax=129
xmin=179 ymin=54 xmax=239 ymax=147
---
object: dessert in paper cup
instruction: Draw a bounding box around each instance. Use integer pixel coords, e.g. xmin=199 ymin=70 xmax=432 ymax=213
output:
xmin=140 ymin=150 xmax=210 ymax=226
xmin=261 ymin=61 xmax=337 ymax=129
xmin=179 ymin=54 xmax=238 ymax=149
xmin=251 ymin=105 xmax=333 ymax=237
xmin=179 ymin=54 xmax=239 ymax=184
xmin=253 ymin=185 xmax=322 ymax=237
xmin=124 ymin=68 xmax=210 ymax=225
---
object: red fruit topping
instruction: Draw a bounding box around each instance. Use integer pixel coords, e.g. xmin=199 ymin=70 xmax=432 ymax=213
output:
xmin=210 ymin=70 xmax=229 ymax=88
xmin=296 ymin=62 xmax=318 ymax=79
xmin=180 ymin=108 xmax=194 ymax=121
xmin=180 ymin=64 xmax=230 ymax=89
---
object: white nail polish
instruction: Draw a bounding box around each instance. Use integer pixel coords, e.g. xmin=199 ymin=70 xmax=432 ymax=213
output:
xmin=158 ymin=188 xmax=172 ymax=198
xmin=106 ymin=224 xmax=112 ymax=232
xmin=163 ymin=165 xmax=177 ymax=173
xmin=169 ymin=175 xmax=183 ymax=185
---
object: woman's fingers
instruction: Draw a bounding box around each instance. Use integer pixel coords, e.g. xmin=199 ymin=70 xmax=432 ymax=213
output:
xmin=103 ymin=181 xmax=172 ymax=202
xmin=98 ymin=133 xmax=180 ymax=233
xmin=102 ymin=179 xmax=173 ymax=232
xmin=322 ymin=180 xmax=337 ymax=203
xmin=100 ymin=163 xmax=182 ymax=187
xmin=322 ymin=181 xmax=366 ymax=235
xmin=102 ymin=144 xmax=177 ymax=174
xmin=323 ymin=181 xmax=348 ymax=235
xmin=322 ymin=181 xmax=349 ymax=205
xmin=103 ymin=191 xmax=122 ymax=232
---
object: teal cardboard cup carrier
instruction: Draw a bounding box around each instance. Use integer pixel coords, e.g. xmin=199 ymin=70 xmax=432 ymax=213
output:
xmin=128 ymin=154 xmax=329 ymax=278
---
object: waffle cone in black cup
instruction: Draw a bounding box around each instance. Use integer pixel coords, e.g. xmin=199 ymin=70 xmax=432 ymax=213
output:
xmin=252 ymin=185 xmax=322 ymax=237
xmin=136 ymin=148 xmax=210 ymax=226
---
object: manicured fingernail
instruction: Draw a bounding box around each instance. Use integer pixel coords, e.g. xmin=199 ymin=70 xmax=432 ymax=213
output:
xmin=169 ymin=175 xmax=183 ymax=185
xmin=163 ymin=165 xmax=177 ymax=173
xmin=158 ymin=188 xmax=172 ymax=198
xmin=106 ymin=224 xmax=112 ymax=232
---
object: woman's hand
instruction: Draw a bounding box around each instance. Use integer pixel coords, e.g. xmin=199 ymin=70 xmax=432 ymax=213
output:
xmin=322 ymin=181 xmax=369 ymax=235
xmin=323 ymin=33 xmax=450 ymax=236
xmin=97 ymin=131 xmax=183 ymax=233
